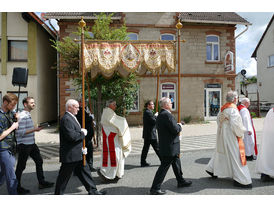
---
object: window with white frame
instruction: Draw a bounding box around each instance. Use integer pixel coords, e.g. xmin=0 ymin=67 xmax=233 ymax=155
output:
xmin=206 ymin=35 xmax=220 ymax=61
xmin=8 ymin=40 xmax=28 ymax=61
xmin=268 ymin=55 xmax=274 ymax=67
xmin=161 ymin=83 xmax=176 ymax=111
xmin=128 ymin=33 xmax=138 ymax=40
xmin=161 ymin=34 xmax=175 ymax=41
xmin=129 ymin=88 xmax=139 ymax=112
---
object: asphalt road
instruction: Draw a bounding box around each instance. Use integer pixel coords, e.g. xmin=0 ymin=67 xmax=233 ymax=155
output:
xmin=1 ymin=148 xmax=274 ymax=195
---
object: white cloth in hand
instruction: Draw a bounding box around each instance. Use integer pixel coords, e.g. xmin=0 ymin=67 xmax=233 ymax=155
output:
xmin=82 ymin=147 xmax=87 ymax=155
xmin=81 ymin=128 xmax=87 ymax=136
xmin=177 ymin=123 xmax=183 ymax=140
xmin=154 ymin=112 xmax=159 ymax=117
xmin=177 ymin=123 xmax=183 ymax=128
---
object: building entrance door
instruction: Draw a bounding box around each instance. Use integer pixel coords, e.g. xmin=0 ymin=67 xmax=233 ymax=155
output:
xmin=204 ymin=87 xmax=221 ymax=120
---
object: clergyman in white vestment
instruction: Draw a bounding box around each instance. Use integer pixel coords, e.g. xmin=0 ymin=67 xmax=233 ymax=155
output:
xmin=238 ymin=98 xmax=258 ymax=160
xmin=98 ymin=100 xmax=131 ymax=181
xmin=205 ymin=91 xmax=252 ymax=188
xmin=256 ymin=108 xmax=274 ymax=182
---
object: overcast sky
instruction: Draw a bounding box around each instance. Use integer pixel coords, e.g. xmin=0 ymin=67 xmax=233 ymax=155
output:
xmin=235 ymin=12 xmax=273 ymax=77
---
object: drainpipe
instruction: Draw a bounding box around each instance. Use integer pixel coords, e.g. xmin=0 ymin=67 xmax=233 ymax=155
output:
xmin=48 ymin=19 xmax=60 ymax=123
xmin=235 ymin=25 xmax=249 ymax=39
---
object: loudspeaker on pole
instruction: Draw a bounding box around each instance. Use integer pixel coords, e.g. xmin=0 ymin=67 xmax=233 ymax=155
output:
xmin=12 ymin=67 xmax=28 ymax=87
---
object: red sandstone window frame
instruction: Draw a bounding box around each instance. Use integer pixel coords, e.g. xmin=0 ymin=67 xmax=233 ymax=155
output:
xmin=206 ymin=35 xmax=220 ymax=62
xmin=160 ymin=33 xmax=175 ymax=41
xmin=128 ymin=33 xmax=138 ymax=40
xmin=160 ymin=82 xmax=176 ymax=111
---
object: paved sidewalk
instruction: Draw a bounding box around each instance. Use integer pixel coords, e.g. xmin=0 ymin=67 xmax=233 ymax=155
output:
xmin=35 ymin=117 xmax=265 ymax=144
xmin=34 ymin=117 xmax=265 ymax=159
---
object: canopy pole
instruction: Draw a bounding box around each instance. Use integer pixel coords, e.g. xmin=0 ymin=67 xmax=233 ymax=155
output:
xmin=176 ymin=19 xmax=183 ymax=123
xmin=155 ymin=71 xmax=160 ymax=112
xmin=86 ymin=73 xmax=96 ymax=146
xmin=79 ymin=17 xmax=86 ymax=166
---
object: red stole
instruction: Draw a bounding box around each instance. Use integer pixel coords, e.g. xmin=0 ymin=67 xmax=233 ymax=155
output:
xmin=221 ymin=103 xmax=246 ymax=166
xmin=237 ymin=104 xmax=258 ymax=155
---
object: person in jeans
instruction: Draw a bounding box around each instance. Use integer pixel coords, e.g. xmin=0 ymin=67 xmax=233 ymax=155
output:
xmin=15 ymin=97 xmax=54 ymax=194
xmin=0 ymin=93 xmax=19 ymax=195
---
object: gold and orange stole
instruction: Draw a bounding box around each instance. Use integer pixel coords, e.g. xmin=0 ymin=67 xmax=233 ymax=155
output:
xmin=221 ymin=103 xmax=246 ymax=166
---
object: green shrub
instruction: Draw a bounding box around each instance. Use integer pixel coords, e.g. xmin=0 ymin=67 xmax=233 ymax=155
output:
xmin=183 ymin=116 xmax=192 ymax=124
xmin=250 ymin=112 xmax=256 ymax=118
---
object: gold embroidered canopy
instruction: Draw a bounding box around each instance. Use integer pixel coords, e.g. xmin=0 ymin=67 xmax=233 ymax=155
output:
xmin=83 ymin=41 xmax=176 ymax=79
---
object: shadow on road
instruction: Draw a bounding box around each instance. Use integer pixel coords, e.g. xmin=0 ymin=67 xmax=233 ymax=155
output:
xmin=162 ymin=177 xmax=274 ymax=194
xmin=194 ymin=157 xmax=211 ymax=165
xmin=124 ymin=164 xmax=158 ymax=170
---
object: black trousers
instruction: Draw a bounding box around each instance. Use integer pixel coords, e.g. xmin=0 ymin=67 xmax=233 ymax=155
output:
xmin=54 ymin=160 xmax=97 ymax=195
xmin=151 ymin=155 xmax=184 ymax=190
xmin=140 ymin=138 xmax=161 ymax=164
xmin=15 ymin=144 xmax=45 ymax=186
xmin=86 ymin=140 xmax=94 ymax=169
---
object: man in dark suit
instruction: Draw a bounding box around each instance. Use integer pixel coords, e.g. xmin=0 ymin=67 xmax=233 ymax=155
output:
xmin=54 ymin=99 xmax=105 ymax=195
xmin=150 ymin=97 xmax=192 ymax=195
xmin=76 ymin=102 xmax=96 ymax=172
xmin=140 ymin=100 xmax=161 ymax=167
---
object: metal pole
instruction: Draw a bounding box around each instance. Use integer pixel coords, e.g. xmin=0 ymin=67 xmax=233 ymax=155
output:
xmin=79 ymin=17 xmax=86 ymax=166
xmin=156 ymin=71 xmax=160 ymax=112
xmin=176 ymin=19 xmax=183 ymax=123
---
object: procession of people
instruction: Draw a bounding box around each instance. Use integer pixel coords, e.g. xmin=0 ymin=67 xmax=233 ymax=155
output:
xmin=0 ymin=91 xmax=274 ymax=195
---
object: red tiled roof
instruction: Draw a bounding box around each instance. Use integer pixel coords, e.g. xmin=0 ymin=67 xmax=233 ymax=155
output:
xmin=179 ymin=12 xmax=250 ymax=25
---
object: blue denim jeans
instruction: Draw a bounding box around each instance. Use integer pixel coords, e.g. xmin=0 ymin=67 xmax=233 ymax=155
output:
xmin=0 ymin=150 xmax=18 ymax=195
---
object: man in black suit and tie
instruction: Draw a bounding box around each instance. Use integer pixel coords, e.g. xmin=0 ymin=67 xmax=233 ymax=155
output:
xmin=150 ymin=97 xmax=192 ymax=195
xmin=76 ymin=101 xmax=96 ymax=172
xmin=140 ymin=100 xmax=161 ymax=167
xmin=54 ymin=99 xmax=105 ymax=195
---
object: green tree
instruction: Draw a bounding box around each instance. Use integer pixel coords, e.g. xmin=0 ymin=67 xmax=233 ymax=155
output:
xmin=51 ymin=13 xmax=139 ymax=147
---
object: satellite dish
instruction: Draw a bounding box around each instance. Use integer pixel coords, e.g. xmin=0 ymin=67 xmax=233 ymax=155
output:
xmin=241 ymin=69 xmax=246 ymax=76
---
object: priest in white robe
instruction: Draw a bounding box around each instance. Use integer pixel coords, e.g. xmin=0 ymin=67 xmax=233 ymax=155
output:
xmin=238 ymin=98 xmax=258 ymax=161
xmin=97 ymin=100 xmax=131 ymax=182
xmin=205 ymin=91 xmax=252 ymax=188
xmin=256 ymin=108 xmax=274 ymax=182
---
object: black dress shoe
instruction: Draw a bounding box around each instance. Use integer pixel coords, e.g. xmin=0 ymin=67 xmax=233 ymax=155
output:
xmin=150 ymin=189 xmax=166 ymax=195
xmin=97 ymin=169 xmax=109 ymax=182
xmin=141 ymin=162 xmax=150 ymax=167
xmin=39 ymin=181 xmax=54 ymax=189
xmin=177 ymin=179 xmax=192 ymax=188
xmin=89 ymin=190 xmax=107 ymax=195
xmin=261 ymin=173 xmax=274 ymax=182
xmin=206 ymin=170 xmax=218 ymax=179
xmin=246 ymin=156 xmax=253 ymax=161
xmin=233 ymin=180 xmax=252 ymax=188
xmin=90 ymin=167 xmax=97 ymax=172
xmin=17 ymin=186 xmax=30 ymax=195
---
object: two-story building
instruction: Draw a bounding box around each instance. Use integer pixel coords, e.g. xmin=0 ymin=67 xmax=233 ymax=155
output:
xmin=44 ymin=12 xmax=250 ymax=125
xmin=0 ymin=12 xmax=57 ymax=125
xmin=252 ymin=14 xmax=274 ymax=107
